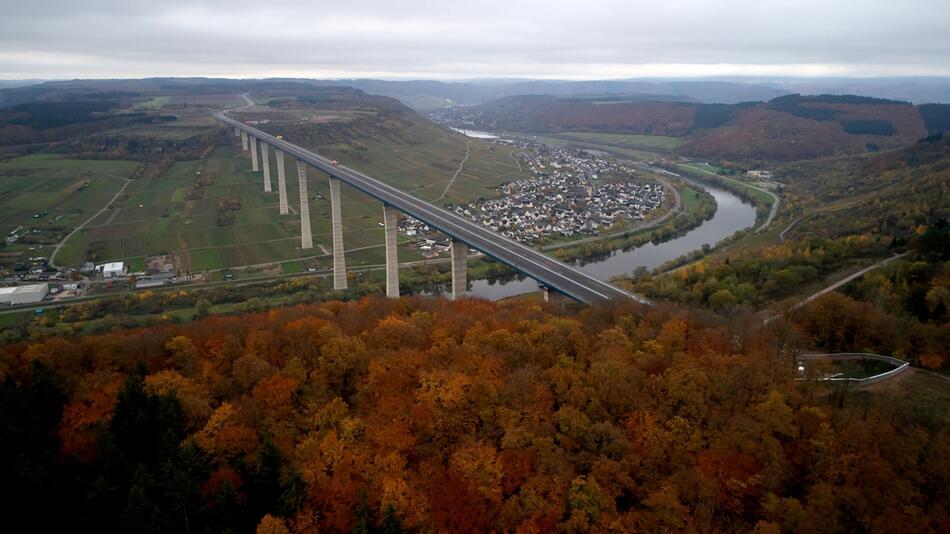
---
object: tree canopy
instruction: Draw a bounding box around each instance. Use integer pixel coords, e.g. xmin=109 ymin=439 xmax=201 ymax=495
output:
xmin=1 ymin=296 xmax=947 ymax=532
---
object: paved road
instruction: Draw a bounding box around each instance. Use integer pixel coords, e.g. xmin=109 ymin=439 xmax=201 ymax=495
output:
xmin=763 ymin=253 xmax=907 ymax=324
xmin=675 ymin=163 xmax=780 ymax=232
xmin=217 ymin=112 xmax=648 ymax=305
xmin=794 ymin=253 xmax=907 ymax=310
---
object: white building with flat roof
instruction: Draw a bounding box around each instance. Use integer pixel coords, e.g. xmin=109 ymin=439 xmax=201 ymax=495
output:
xmin=0 ymin=283 xmax=49 ymax=305
xmin=98 ymin=262 xmax=126 ymax=277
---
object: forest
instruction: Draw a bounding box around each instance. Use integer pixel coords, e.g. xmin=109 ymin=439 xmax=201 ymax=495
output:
xmin=2 ymin=293 xmax=948 ymax=533
xmin=1 ymin=79 xmax=948 ymax=533
xmin=625 ymin=235 xmax=889 ymax=310
xmin=626 ymin=230 xmax=948 ymax=370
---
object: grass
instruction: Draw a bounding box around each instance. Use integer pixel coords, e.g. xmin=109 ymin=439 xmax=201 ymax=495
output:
xmin=135 ymin=96 xmax=171 ymax=110
xmin=520 ymin=133 xmax=665 ymax=161
xmin=535 ymin=131 xmax=685 ymax=151
xmin=862 ymin=368 xmax=950 ymax=427
xmin=113 ymin=126 xmax=201 ymax=140
xmin=0 ymin=99 xmax=531 ymax=280
xmin=17 ymin=114 xmax=521 ymax=274
xmin=0 ymin=154 xmax=140 ymax=266
xmin=0 ymin=311 xmax=28 ymax=328
xmin=680 ymin=184 xmax=706 ymax=212
xmin=309 ymin=119 xmax=526 ymax=207
xmin=281 ymin=260 xmax=307 ymax=273
xmin=675 ymin=163 xmax=776 ymax=207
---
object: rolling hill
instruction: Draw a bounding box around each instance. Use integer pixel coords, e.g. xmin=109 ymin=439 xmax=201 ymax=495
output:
xmin=469 ymin=94 xmax=948 ymax=161
xmin=0 ymin=79 xmax=525 ymax=276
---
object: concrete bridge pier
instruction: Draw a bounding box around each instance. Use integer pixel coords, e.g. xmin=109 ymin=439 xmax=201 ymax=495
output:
xmin=296 ymin=159 xmax=313 ymax=250
xmin=275 ymin=149 xmax=289 ymax=214
xmin=450 ymin=239 xmax=468 ymax=300
xmin=249 ymin=135 xmax=259 ymax=172
xmin=539 ymin=284 xmax=551 ymax=302
xmin=234 ymin=126 xmax=240 ymax=137
xmin=329 ymin=176 xmax=347 ymax=290
xmin=240 ymin=131 xmax=248 ymax=151
xmin=260 ymin=141 xmax=272 ymax=192
xmin=383 ymin=205 xmax=400 ymax=298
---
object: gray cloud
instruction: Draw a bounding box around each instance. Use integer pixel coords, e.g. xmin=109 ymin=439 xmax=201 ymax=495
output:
xmin=1 ymin=0 xmax=949 ymax=79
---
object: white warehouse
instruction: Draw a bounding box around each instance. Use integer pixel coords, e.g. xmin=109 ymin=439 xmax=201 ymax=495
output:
xmin=98 ymin=261 xmax=126 ymax=277
xmin=0 ymin=283 xmax=49 ymax=306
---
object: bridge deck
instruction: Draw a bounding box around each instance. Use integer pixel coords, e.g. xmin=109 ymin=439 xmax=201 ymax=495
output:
xmin=217 ymin=112 xmax=649 ymax=305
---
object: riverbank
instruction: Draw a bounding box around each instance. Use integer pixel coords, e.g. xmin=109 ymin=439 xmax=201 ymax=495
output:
xmin=548 ymin=183 xmax=716 ymax=263
xmin=467 ymin=179 xmax=757 ymax=300
xmin=670 ymin=162 xmax=780 ymax=231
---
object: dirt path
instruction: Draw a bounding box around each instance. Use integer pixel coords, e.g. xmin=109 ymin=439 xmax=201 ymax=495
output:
xmin=779 ymin=214 xmax=808 ymax=242
xmin=102 ymin=207 xmax=122 ymax=226
xmin=48 ymin=178 xmax=132 ymax=269
xmin=796 ymin=253 xmax=906 ymax=308
xmin=509 ymin=149 xmax=522 ymax=172
xmin=436 ymin=141 xmax=470 ymax=201
xmin=778 ymin=198 xmax=870 ymax=242
xmin=763 ymin=253 xmax=907 ymax=324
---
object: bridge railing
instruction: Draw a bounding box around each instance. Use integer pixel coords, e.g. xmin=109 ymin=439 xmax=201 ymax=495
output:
xmin=796 ymin=352 xmax=910 ymax=386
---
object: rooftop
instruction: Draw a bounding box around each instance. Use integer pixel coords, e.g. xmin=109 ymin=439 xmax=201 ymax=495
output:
xmin=0 ymin=283 xmax=49 ymax=295
xmin=99 ymin=262 xmax=125 ymax=271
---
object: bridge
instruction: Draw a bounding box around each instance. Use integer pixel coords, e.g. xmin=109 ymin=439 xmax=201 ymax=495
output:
xmin=215 ymin=111 xmax=650 ymax=306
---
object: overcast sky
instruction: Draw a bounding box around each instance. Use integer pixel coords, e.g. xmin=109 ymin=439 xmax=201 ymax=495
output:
xmin=2 ymin=0 xmax=949 ymax=80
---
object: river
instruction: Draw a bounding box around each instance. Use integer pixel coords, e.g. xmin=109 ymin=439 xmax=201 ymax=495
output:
xmin=439 ymin=128 xmax=758 ymax=300
xmin=450 ymin=128 xmax=500 ymax=139
xmin=464 ymin=181 xmax=757 ymax=300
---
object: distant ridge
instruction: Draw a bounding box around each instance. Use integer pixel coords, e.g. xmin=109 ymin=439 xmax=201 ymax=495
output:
xmin=3 ymin=76 xmax=950 ymax=112
xmin=467 ymin=93 xmax=941 ymax=161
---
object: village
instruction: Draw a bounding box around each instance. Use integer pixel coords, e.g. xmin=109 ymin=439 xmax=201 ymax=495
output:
xmin=443 ymin=142 xmax=666 ymax=245
xmin=1 ymin=139 xmax=667 ymax=300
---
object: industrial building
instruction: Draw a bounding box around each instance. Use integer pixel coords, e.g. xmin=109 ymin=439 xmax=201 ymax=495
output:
xmin=135 ymin=271 xmax=176 ymax=289
xmin=0 ymin=283 xmax=49 ymax=306
xmin=98 ymin=261 xmax=126 ymax=277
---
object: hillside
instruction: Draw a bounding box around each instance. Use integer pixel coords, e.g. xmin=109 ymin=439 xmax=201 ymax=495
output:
xmin=317 ymin=78 xmax=950 ymax=110
xmin=623 ymin=134 xmax=950 ymax=367
xmin=2 ymin=297 xmax=947 ymax=532
xmin=469 ymin=94 xmax=945 ymax=161
xmin=683 ymin=95 xmax=929 ymax=160
xmin=471 ymin=95 xmax=697 ymax=136
xmin=0 ymin=80 xmax=524 ymax=276
xmin=327 ymin=78 xmax=789 ymax=109
xmin=780 ymin=132 xmax=950 ymax=238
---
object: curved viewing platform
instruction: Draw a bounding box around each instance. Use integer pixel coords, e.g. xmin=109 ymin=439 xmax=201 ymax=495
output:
xmin=796 ymin=352 xmax=910 ymax=385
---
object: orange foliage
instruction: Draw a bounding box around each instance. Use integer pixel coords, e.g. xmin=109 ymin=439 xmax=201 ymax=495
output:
xmin=58 ymin=379 xmax=122 ymax=460
xmin=5 ymin=295 xmax=948 ymax=532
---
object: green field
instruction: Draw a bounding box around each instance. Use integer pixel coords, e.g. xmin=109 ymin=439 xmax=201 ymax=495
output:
xmin=519 ymin=133 xmax=669 ymax=161
xmin=308 ymin=119 xmax=526 ymax=206
xmin=534 ymin=131 xmax=685 ymax=151
xmin=680 ymin=183 xmax=706 ymax=212
xmin=135 ymin=96 xmax=171 ymax=109
xmin=0 ymin=88 xmax=532 ymax=279
xmin=54 ymin=146 xmax=329 ymax=271
xmin=0 ymin=154 xmax=141 ymax=266
xmin=13 ymin=113 xmax=527 ymax=274
xmin=676 ymin=163 xmax=776 ymax=206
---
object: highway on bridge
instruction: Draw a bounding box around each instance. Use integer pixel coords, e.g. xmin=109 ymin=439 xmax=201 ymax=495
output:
xmin=216 ymin=111 xmax=650 ymax=306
